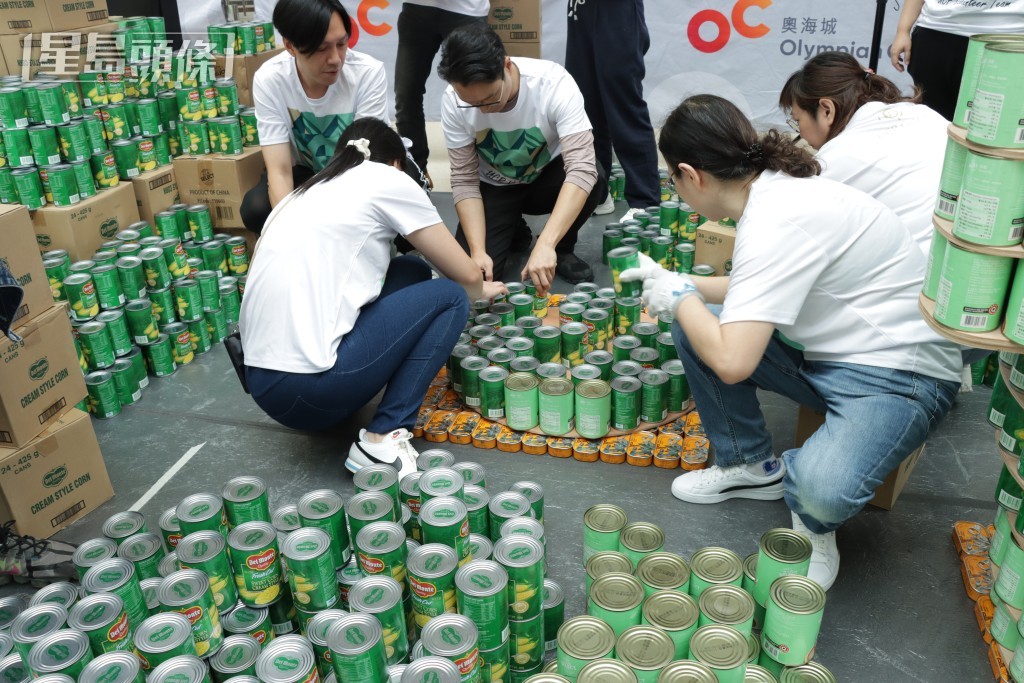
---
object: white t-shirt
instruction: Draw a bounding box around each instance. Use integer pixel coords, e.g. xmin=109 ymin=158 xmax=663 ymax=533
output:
xmin=404 ymin=0 xmax=490 ymax=16
xmin=239 ymin=162 xmax=441 ymax=373
xmin=917 ymin=0 xmax=1024 ymax=35
xmin=253 ymin=49 xmax=389 ymax=172
xmin=441 ymin=57 xmax=592 ymax=186
xmin=815 ymin=101 xmax=948 ymax=254
xmin=719 ymin=171 xmax=962 ymax=383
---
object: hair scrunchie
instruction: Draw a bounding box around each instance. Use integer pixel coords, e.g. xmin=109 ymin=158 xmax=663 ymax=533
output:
xmin=347 ymin=138 xmax=371 ymax=160
xmin=744 ymin=142 xmax=764 ymax=165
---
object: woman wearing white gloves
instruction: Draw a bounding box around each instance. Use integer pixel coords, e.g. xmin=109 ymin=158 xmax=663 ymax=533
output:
xmin=620 ymin=94 xmax=961 ymax=590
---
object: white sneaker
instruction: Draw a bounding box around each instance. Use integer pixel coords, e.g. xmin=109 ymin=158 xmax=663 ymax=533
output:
xmin=791 ymin=511 xmax=840 ymax=591
xmin=620 ymin=207 xmax=642 ymax=223
xmin=346 ymin=428 xmax=419 ymax=480
xmin=593 ymin=193 xmax=615 ymax=215
xmin=670 ymin=458 xmax=785 ymax=504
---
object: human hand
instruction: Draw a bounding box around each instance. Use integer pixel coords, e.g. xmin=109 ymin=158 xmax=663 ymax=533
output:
xmin=891 ymin=31 xmax=911 ymax=72
xmin=481 ymin=280 xmax=509 ymax=302
xmin=472 ymin=251 xmax=494 ymax=281
xmin=521 ymin=243 xmax=557 ymax=295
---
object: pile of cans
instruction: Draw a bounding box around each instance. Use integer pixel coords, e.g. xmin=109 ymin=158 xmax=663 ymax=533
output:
xmin=207 ymin=22 xmax=278 ymax=56
xmin=0 ymin=460 xmax=567 ymax=683
xmin=0 ymin=16 xmax=259 ymax=210
xmin=536 ymin=503 xmax=835 ymax=682
xmin=43 ymin=215 xmax=249 ymax=419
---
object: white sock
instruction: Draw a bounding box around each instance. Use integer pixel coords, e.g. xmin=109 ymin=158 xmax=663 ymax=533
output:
xmin=741 ymin=457 xmax=781 ymax=479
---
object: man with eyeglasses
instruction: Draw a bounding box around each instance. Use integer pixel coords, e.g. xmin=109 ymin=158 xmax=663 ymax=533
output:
xmin=437 ymin=23 xmax=606 ymax=292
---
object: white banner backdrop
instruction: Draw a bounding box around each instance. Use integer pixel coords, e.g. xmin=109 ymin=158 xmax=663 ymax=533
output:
xmin=179 ymin=0 xmax=914 ymax=129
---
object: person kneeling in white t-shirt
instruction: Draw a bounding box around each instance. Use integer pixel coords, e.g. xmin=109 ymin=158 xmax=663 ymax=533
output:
xmin=239 ymin=118 xmax=507 ymax=479
xmin=621 ymin=95 xmax=962 ymax=591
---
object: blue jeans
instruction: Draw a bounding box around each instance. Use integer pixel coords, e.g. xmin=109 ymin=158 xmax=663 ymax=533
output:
xmin=672 ymin=320 xmax=960 ymax=533
xmin=246 ymin=257 xmax=469 ymax=434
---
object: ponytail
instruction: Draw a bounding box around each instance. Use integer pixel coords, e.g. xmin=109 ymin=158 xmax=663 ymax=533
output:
xmin=294 ymin=117 xmax=408 ymax=195
xmin=658 ymin=95 xmax=820 ymax=183
xmin=780 ymin=51 xmax=922 ymax=142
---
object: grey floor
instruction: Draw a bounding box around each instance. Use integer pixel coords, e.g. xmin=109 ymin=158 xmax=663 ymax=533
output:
xmin=26 ymin=194 xmax=1002 ymax=681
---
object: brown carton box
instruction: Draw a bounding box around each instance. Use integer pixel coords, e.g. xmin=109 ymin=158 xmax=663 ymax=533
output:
xmin=695 ymin=221 xmax=736 ymax=276
xmin=172 ymin=148 xmax=265 ymax=230
xmin=488 ymin=0 xmax=540 ymax=47
xmin=43 ymin=0 xmax=108 ymax=32
xmin=131 ymin=167 xmax=178 ymax=224
xmin=795 ymin=405 xmax=924 ymax=510
xmin=0 ymin=408 xmax=113 ymax=539
xmin=0 ymin=204 xmax=53 ymax=329
xmin=31 ymin=182 xmax=140 ymax=261
xmin=0 ymin=21 xmax=115 ymax=76
xmin=0 ymin=0 xmax=51 ymax=35
xmin=214 ymin=47 xmax=284 ymax=107
xmin=0 ymin=305 xmax=86 ymax=448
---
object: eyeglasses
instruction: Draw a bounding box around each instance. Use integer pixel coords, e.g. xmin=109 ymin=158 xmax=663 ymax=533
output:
xmin=786 ymin=114 xmax=800 ymax=133
xmin=455 ymin=75 xmax=506 ymax=109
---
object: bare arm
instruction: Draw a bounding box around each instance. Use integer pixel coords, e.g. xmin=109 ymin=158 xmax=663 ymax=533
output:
xmin=408 ymin=223 xmax=503 ymax=301
xmin=675 ymin=296 xmax=776 ymax=384
xmin=690 ymin=275 xmax=730 ymax=305
xmin=449 ymin=143 xmax=492 ymax=280
xmin=891 ymin=0 xmax=924 ymax=71
xmin=262 ymin=143 xmax=295 ymax=209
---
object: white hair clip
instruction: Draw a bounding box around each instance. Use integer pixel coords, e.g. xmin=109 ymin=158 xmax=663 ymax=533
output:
xmin=346 ymin=138 xmax=371 ymax=159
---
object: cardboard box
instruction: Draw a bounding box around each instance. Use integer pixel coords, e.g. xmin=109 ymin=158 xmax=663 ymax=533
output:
xmin=0 ymin=0 xmax=51 ymax=35
xmin=505 ymin=42 xmax=540 ymax=59
xmin=695 ymin=221 xmax=736 ymax=276
xmin=488 ymin=0 xmax=540 ymax=49
xmin=214 ymin=47 xmax=284 ymax=107
xmin=131 ymin=167 xmax=178 ymax=224
xmin=0 ymin=21 xmax=115 ymax=76
xmin=44 ymin=0 xmax=108 ymax=32
xmin=0 ymin=305 xmax=86 ymax=448
xmin=173 ymin=148 xmax=265 ymax=230
xmin=31 ymin=182 xmax=140 ymax=261
xmin=0 ymin=204 xmax=53 ymax=329
xmin=795 ymin=405 xmax=924 ymax=510
xmin=0 ymin=408 xmax=113 ymax=538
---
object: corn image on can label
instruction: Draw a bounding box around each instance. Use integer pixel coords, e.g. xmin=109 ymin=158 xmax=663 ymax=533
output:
xmin=175 ymin=531 xmax=238 ymax=611
xmin=282 ymin=528 xmax=340 ymax=610
xmin=493 ymin=535 xmax=544 ymax=623
xmin=326 ymin=613 xmax=389 ymax=682
xmin=156 ymin=569 xmax=223 ymax=658
xmin=125 ymin=299 xmax=159 ymax=343
xmin=409 ymin=544 xmax=460 ymax=628
xmin=508 ymin=614 xmax=543 ymax=674
xmin=348 ymin=576 xmax=408 ymax=665
xmin=64 ymin=273 xmax=100 ymax=321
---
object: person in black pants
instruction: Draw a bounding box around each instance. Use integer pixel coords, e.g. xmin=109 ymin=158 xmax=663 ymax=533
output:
xmin=394 ymin=2 xmax=488 ymax=178
xmin=565 ymin=0 xmax=660 ymax=217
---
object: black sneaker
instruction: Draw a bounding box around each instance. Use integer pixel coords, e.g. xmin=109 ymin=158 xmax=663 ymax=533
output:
xmin=555 ymin=253 xmax=593 ymax=284
xmin=0 ymin=521 xmax=78 ymax=586
xmin=510 ymin=219 xmax=533 ymax=253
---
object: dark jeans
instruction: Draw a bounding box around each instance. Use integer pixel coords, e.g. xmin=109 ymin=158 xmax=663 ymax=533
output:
xmin=395 ymin=4 xmax=486 ymax=169
xmin=245 ymin=256 xmax=469 ymax=433
xmin=908 ymin=26 xmax=969 ymax=121
xmin=240 ymin=165 xmax=315 ymax=236
xmin=565 ymin=0 xmax=660 ymax=208
xmin=454 ymin=156 xmax=607 ymax=280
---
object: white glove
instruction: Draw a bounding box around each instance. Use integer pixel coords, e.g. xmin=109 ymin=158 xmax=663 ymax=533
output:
xmin=621 ymin=253 xmax=704 ymax=319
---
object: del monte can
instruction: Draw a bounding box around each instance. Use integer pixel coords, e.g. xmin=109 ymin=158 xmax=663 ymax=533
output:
xmin=227 ymin=521 xmax=282 ymax=607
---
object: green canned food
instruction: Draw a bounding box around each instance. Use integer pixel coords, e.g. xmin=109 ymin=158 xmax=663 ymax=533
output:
xmin=79 ymin=321 xmax=116 ymax=370
xmin=26 ymin=629 xmax=93 ymax=679
xmin=409 ymin=544 xmax=460 ymax=629
xmin=505 ymin=372 xmax=540 ymax=431
xmin=117 ymin=533 xmax=166 ymax=581
xmin=689 ymin=547 xmax=744 ymax=599
xmin=753 ymin=529 xmax=812 ymax=611
xmin=29 ymin=124 xmax=61 ymax=166
xmin=760 ymin=575 xmax=825 ymax=666
xmin=176 ymin=531 xmax=239 ymax=612
xmin=12 ymin=167 xmax=45 ymax=208
xmin=176 ymin=493 xmax=228 ymax=538
xmin=254 ymin=635 xmax=318 ymax=683
xmin=967 ymin=43 xmax=1024 ymax=149
xmin=282 ymin=528 xmax=340 ymax=610
xmin=68 ymin=593 xmax=134 ymax=656
xmin=575 ymin=379 xmax=611 ymax=439
xmin=111 ymin=259 xmax=144 ymax=305
xmin=556 ymin=615 xmax=615 ymax=680
xmin=85 ymin=371 xmax=121 ymax=418
xmin=539 ymin=378 xmax=575 ymax=436
xmin=934 ymin=242 xmax=1013 ymax=332
xmin=37 ymin=83 xmax=69 ymax=125
xmin=209 ymin=634 xmax=260 ymax=682
xmin=348 ymin=576 xmax=408 ymax=665
xmin=156 ymin=569 xmax=223 ymax=658
xmin=688 ymin=625 xmax=747 ymax=682
xmin=697 ymin=584 xmax=755 ymax=638
xmin=420 ymin=497 xmax=472 ymax=568
xmin=533 ymin=326 xmax=562 ymax=364
xmin=187 ymin=204 xmax=214 ymax=243
xmin=141 ymin=334 xmax=177 ymax=377
xmin=642 ymin=589 xmax=700 ymax=660
xmin=297 ymin=489 xmax=351 ymax=569
xmin=493 ymin=536 xmax=544 ymax=624
xmin=953 ymin=149 xmax=1024 ymax=247
xmin=82 ymin=559 xmax=148 ymax=629
xmin=355 ymin=521 xmax=409 ymax=595
xmin=618 ymin=522 xmax=665 ymax=570
xmin=73 ymin=539 xmax=120 ymax=582
xmin=325 ymin=613 xmax=389 ymax=682
xmin=126 ymin=298 xmax=159 ymax=343
xmin=111 ymin=139 xmax=139 ymax=179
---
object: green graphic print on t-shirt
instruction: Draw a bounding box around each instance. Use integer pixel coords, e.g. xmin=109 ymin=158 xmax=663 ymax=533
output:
xmin=476 ymin=126 xmax=552 ymax=184
xmin=289 ymin=110 xmax=355 ymax=171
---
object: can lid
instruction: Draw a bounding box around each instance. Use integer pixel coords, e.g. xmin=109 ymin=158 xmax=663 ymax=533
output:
xmin=419 ymin=613 xmax=478 ymax=657
xmin=454 ymin=559 xmax=507 ymax=597
xmin=117 ymin=532 xmax=164 ymax=563
xmin=537 ymin=363 xmax=568 ymax=379
xmin=157 ymin=552 xmax=179 ymax=578
xmin=450 ymin=344 xmax=478 ymax=360
xmin=81 ymin=558 xmax=134 ymax=594
xmin=576 ymin=659 xmax=636 ymax=683
xmin=222 ymin=605 xmax=270 ymax=635
xmin=584 ymin=350 xmax=613 ymax=365
xmin=140 ymin=578 xmax=161 ymax=609
xmin=760 ymin=528 xmax=813 ymax=565
xmin=0 ymin=654 xmax=28 ymax=683
xmin=221 ymin=476 xmax=267 ymax=504
xmin=156 ymin=568 xmax=211 ymax=608
xmin=297 ymin=489 xmax=344 ymax=521
xmin=769 ymin=574 xmax=826 ymax=615
xmin=399 ymin=471 xmax=422 ymax=497
xmin=281 ymin=527 xmax=332 ymax=561
xmin=210 ymin=635 xmax=260 ymax=674
xmin=28 ymin=582 xmax=79 ymax=610
xmin=555 ymin=615 xmax=615 ymax=659
xmin=227 ymin=521 xmax=277 ymax=552
xmin=661 ymin=360 xmax=685 ymax=376
xmin=408 ymin=544 xmax=458 ymax=580
xmin=609 ymin=376 xmax=642 ymax=393
xmin=347 ymin=491 xmax=394 ymax=521
xmin=400 ymin=656 xmax=461 ymax=682
xmin=132 ymin=612 xmax=194 ymax=654
xmin=583 ymin=504 xmax=627 ymax=534
xmin=633 ymin=350 xmax=662 ymax=366
xmin=697 ymin=584 xmax=755 ymax=626
xmin=78 ymin=651 xmax=142 ymax=683
xmin=589 ymin=572 xmax=644 ymax=611
xmin=417 ymin=449 xmax=455 ymax=471
xmin=175 ymin=493 xmax=224 ymax=524
xmin=175 ymin=529 xmax=225 ymax=564
xmin=149 ymin=655 xmax=208 ymax=683
xmin=254 ymin=636 xmax=317 ymax=683
xmin=348 ymin=575 xmax=402 ymax=614
xmin=575 ymin=378 xmax=610 ymax=399
xmin=581 ymin=309 xmax=608 ymax=322
xmin=26 ymin=629 xmax=90 ymax=673
xmin=467 ymin=534 xmax=492 ymax=561
xmin=690 ymin=547 xmax=743 ymax=585
xmin=304 ymin=609 xmax=347 ymax=647
xmin=488 ymin=492 xmax=532 ymax=521
xmin=615 ymin=625 xmax=675 ymax=670
xmin=542 ymin=579 xmax=563 ymax=609
xmin=689 ymin=625 xmax=749 ymax=669
xmin=743 ymin=664 xmax=777 ymax=683
xmin=619 ymin=522 xmax=665 ymax=553
xmin=779 ymin=661 xmax=838 ymax=683
xmin=336 ymin=558 xmax=364 ymax=586
xmin=325 ymin=612 xmax=382 ymax=656
xmin=355 ymin=520 xmax=406 ymax=555
xmin=656 ymin=660 xmax=718 ymax=683
xmin=539 ymin=377 xmax=574 ymax=397
xmin=353 ymin=464 xmax=399 ymax=493
xmin=452 ymin=463 xmax=486 ymax=488
xmin=635 ymin=552 xmax=690 ymax=590
xmin=418 ymin=496 xmax=468 ymax=528
xmin=500 ymin=517 xmax=544 ymax=542
xmin=419 ymin=468 xmax=464 ymax=498
xmin=460 ymin=355 xmax=490 ymax=372
xmin=585 ymin=551 xmax=633 ymax=580
xmin=479 ymin=365 xmax=510 ymax=381
xmin=271 ymin=504 xmax=300 ymax=533
xmin=492 ymin=534 xmax=544 ymax=568
xmin=641 ymin=589 xmax=698 ymax=631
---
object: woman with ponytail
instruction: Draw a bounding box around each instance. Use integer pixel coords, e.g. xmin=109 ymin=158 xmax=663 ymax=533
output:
xmin=621 ymin=95 xmax=961 ymax=591
xmin=780 ymin=51 xmax=946 ymax=252
xmin=239 ymin=117 xmax=507 ymax=479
